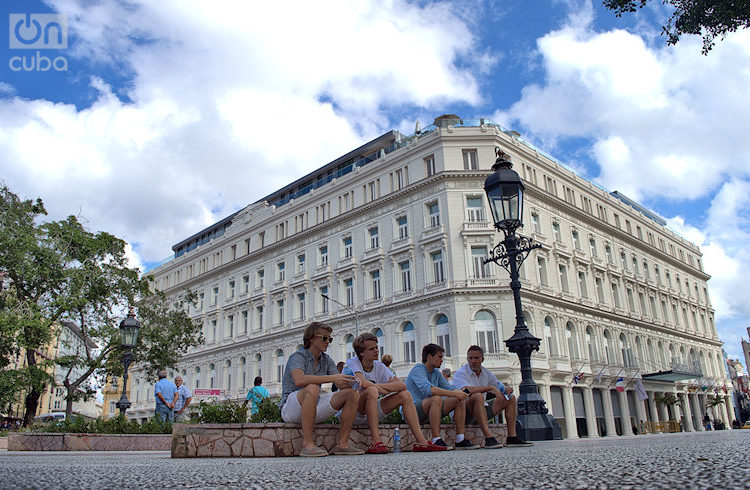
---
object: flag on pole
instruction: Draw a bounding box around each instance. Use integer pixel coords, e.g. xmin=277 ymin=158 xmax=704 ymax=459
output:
xmin=615 ymin=378 xmax=625 ymax=393
xmin=635 ymin=380 xmax=648 ymax=401
xmin=573 ymin=374 xmax=581 ymax=385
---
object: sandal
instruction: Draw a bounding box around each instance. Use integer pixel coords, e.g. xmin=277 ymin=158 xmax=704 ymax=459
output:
xmin=366 ymin=442 xmax=390 ymax=454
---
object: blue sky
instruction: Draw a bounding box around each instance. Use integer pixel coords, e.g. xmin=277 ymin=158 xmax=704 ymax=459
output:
xmin=1 ymin=0 xmax=749 ymax=366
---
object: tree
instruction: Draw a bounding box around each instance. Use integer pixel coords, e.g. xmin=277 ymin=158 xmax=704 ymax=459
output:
xmin=0 ymin=184 xmax=203 ymax=423
xmin=603 ymin=0 xmax=750 ymax=54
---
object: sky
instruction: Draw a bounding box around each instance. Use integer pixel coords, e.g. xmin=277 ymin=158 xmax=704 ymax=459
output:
xmin=1 ymin=0 xmax=749 ymax=366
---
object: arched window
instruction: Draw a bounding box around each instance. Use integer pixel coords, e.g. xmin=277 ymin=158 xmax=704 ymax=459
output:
xmin=373 ymin=328 xmax=384 ymax=357
xmin=647 ymin=339 xmax=655 ymax=368
xmin=275 ymin=349 xmax=285 ymax=383
xmin=254 ymin=353 xmax=262 ymax=380
xmin=225 ymin=360 xmax=232 ymax=391
xmin=619 ymin=333 xmax=632 ymax=367
xmin=565 ymin=321 xmax=578 ymax=360
xmin=585 ymin=326 xmax=597 ymax=361
xmin=657 ymin=342 xmax=666 ymax=370
xmin=209 ymin=363 xmax=215 ymax=389
xmin=194 ymin=367 xmax=201 ymax=389
xmin=345 ymin=334 xmax=356 ymax=360
xmin=544 ymin=316 xmax=557 ymax=357
xmin=603 ymin=330 xmax=613 ymax=364
xmin=435 ymin=314 xmax=451 ymax=357
xmin=403 ymin=322 xmax=416 ymax=363
xmin=240 ymin=357 xmax=247 ymax=389
xmin=668 ymin=344 xmax=676 ymax=367
xmin=635 ymin=337 xmax=645 ymax=369
xmin=475 ymin=310 xmax=498 ymax=354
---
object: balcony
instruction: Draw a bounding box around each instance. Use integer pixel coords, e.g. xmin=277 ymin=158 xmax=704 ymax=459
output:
xmin=461 ymin=221 xmax=494 ymax=235
xmin=468 ymin=277 xmax=499 ymax=287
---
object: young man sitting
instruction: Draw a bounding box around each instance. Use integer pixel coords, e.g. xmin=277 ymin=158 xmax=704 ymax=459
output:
xmin=452 ymin=345 xmax=532 ymax=447
xmin=279 ymin=321 xmax=364 ymax=457
xmin=341 ymin=333 xmax=447 ymax=453
xmin=405 ymin=343 xmax=479 ymax=450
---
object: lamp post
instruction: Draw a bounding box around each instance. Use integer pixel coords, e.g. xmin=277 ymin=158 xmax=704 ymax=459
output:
xmin=483 ymin=147 xmax=562 ymax=441
xmin=115 ymin=309 xmax=141 ymax=417
xmin=321 ymin=294 xmax=359 ymax=337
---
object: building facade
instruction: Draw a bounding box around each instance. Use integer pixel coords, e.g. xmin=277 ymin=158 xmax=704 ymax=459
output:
xmin=127 ymin=116 xmax=734 ymax=437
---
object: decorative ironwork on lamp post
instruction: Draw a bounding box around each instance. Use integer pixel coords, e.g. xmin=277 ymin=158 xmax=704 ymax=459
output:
xmin=115 ymin=309 xmax=140 ymax=417
xmin=483 ymin=147 xmax=562 ymax=441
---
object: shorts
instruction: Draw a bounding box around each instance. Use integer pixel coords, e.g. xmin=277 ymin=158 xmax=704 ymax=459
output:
xmin=342 ymin=398 xmax=387 ymax=426
xmin=281 ymin=390 xmax=337 ymax=424
xmin=464 ymin=403 xmax=498 ymax=425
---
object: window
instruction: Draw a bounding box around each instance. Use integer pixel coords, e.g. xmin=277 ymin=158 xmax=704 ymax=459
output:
xmin=199 ymin=292 xmax=204 ymax=310
xmin=578 ymin=271 xmax=588 ymax=298
xmin=240 ymin=357 xmax=247 ymax=389
xmin=242 ymin=275 xmax=250 ymax=293
xmin=276 ymin=299 xmax=284 ymax=325
xmin=343 ymin=236 xmax=352 ymax=258
xmin=632 ymin=257 xmax=639 ymax=275
xmin=661 ymin=300 xmax=669 ymax=322
xmin=297 ymin=254 xmax=305 ymax=274
xmin=194 ymin=367 xmax=201 ymax=389
xmin=544 ymin=317 xmax=557 ymax=357
xmin=466 ymin=197 xmax=485 ymax=222
xmin=627 ymin=288 xmax=635 ymax=312
xmin=639 ymin=292 xmax=647 ymax=315
xmin=225 ymin=360 xmax=232 ymax=391
xmin=211 ymin=320 xmax=217 ymax=341
xmin=595 ymin=277 xmax=605 ymax=303
xmin=462 ymin=149 xmax=479 ymax=170
xmin=572 ymin=230 xmax=580 ymax=250
xmin=373 ymin=328 xmax=385 ymax=357
xmin=277 ymin=262 xmax=285 ymax=282
xmin=565 ymin=323 xmax=578 ymax=359
xmin=209 ymin=364 xmax=215 ymax=389
xmin=212 ymin=287 xmax=219 ymax=305
xmin=297 ymin=293 xmax=305 ymax=319
xmin=228 ymin=280 xmax=235 ymax=298
xmin=552 ymin=222 xmax=561 ymax=242
xmin=425 ymin=155 xmax=436 ymax=176
xmin=227 ymin=314 xmax=234 ymax=338
xmin=650 ymin=296 xmax=658 ymax=319
xmin=397 ymin=216 xmax=409 ymax=239
xmin=428 ymin=202 xmax=440 ymax=228
xmin=242 ymin=310 xmax=248 ymax=334
xmin=589 ymin=237 xmax=597 ymax=258
xmin=620 ymin=251 xmax=627 ymax=270
xmin=475 ymin=310 xmax=498 ymax=354
xmin=643 ymin=260 xmax=649 ymax=279
xmin=254 ymin=353 xmax=262 ymax=380
xmin=436 ymin=314 xmax=451 ymax=357
xmin=369 ymin=227 xmax=379 ymax=249
xmin=275 ymin=349 xmax=284 ymax=382
xmin=320 ymin=286 xmax=329 ymax=313
xmin=257 ymin=269 xmax=264 ymax=288
xmin=431 ymin=251 xmax=445 ymax=283
xmin=345 ymin=335 xmax=356 ymax=360
xmin=586 ymin=326 xmax=597 ymax=361
xmin=531 ymin=213 xmax=541 ymax=233
xmin=605 ymin=245 xmax=613 ymax=264
xmin=399 ymin=261 xmax=412 ymax=292
xmin=558 ymin=264 xmax=569 ymax=292
xmin=537 ymin=257 xmax=548 ymax=286
xmin=319 ymin=246 xmax=328 ymax=267
xmin=472 ymin=247 xmax=488 ymax=278
xmin=344 ymin=278 xmax=354 ymax=306
xmin=403 ymin=322 xmax=416 ymax=362
xmin=370 ymin=270 xmax=381 ymax=300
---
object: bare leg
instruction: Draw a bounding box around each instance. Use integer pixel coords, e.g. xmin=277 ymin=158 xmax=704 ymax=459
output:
xmin=468 ymin=393 xmax=492 ymax=438
xmin=381 ymin=391 xmax=428 ymax=446
xmin=332 ymin=388 xmax=360 ymax=447
xmin=423 ymin=396 xmax=443 ymax=440
xmin=361 ymin=386 xmax=381 ymax=445
xmin=493 ymin=394 xmax=516 ymax=437
xmin=297 ymin=384 xmax=320 ymax=449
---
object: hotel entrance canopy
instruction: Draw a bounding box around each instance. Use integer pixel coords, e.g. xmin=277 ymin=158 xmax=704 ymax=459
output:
xmin=642 ymin=360 xmax=703 ymax=382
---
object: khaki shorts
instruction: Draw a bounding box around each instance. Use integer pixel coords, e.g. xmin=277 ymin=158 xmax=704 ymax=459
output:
xmin=345 ymin=398 xmax=387 ymax=426
xmin=281 ymin=390 xmax=337 ymax=424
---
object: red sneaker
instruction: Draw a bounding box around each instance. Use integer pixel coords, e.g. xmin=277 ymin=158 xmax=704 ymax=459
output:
xmin=366 ymin=442 xmax=390 ymax=454
xmin=413 ymin=441 xmax=448 ymax=452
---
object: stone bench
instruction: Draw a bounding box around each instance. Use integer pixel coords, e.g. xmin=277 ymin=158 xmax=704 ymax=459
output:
xmin=171 ymin=423 xmax=507 ymax=458
xmin=8 ymin=433 xmax=172 ymax=451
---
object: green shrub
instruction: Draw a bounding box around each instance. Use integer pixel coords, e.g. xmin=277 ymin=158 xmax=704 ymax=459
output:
xmin=190 ymin=399 xmax=248 ymax=424
xmin=381 ymin=409 xmax=405 ymax=425
xmin=249 ymin=397 xmax=282 ymax=423
xmin=34 ymin=414 xmax=172 ymax=434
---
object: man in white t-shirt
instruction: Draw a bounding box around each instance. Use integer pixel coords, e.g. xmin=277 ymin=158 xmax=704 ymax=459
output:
xmin=452 ymin=345 xmax=532 ymax=447
xmin=341 ymin=332 xmax=446 ymax=453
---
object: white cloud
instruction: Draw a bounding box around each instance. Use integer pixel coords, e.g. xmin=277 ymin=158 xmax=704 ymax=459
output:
xmin=0 ymin=0 xmax=486 ymax=262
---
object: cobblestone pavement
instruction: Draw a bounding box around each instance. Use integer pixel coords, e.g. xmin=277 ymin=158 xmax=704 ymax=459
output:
xmin=2 ymin=430 xmax=749 ymax=489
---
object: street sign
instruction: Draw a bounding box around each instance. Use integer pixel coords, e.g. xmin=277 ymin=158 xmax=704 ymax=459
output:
xmin=193 ymin=389 xmax=224 ymax=397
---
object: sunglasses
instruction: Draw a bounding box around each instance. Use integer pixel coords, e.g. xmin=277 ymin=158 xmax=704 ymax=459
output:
xmin=315 ymin=335 xmax=333 ymax=343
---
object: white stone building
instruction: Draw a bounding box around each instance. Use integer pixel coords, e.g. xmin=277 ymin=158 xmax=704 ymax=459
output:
xmin=128 ymin=115 xmax=735 ymax=437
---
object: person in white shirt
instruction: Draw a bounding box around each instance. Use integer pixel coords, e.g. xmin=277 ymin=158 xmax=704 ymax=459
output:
xmin=452 ymin=345 xmax=531 ymax=447
xmin=342 ymin=333 xmax=446 ymax=453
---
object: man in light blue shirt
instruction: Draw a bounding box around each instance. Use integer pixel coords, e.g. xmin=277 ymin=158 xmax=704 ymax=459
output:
xmin=154 ymin=371 xmax=178 ymax=422
xmin=406 ymin=343 xmax=478 ymax=450
xmin=173 ymin=376 xmax=192 ymax=423
xmin=243 ymin=376 xmax=270 ymax=415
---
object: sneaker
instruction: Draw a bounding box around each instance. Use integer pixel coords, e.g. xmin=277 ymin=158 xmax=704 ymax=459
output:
xmin=413 ymin=441 xmax=448 ymax=452
xmin=366 ymin=442 xmax=390 ymax=454
xmin=432 ymin=438 xmax=454 ymax=451
xmin=455 ymin=438 xmax=480 ymax=450
xmin=299 ymin=446 xmax=328 ymax=457
xmin=331 ymin=445 xmax=365 ymax=455
xmin=483 ymin=436 xmax=502 ymax=449
xmin=505 ymin=436 xmax=533 ymax=447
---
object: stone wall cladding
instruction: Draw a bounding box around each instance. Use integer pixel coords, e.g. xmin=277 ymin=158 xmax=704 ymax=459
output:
xmin=8 ymin=433 xmax=171 ymax=451
xmin=172 ymin=423 xmax=507 ymax=458
xmin=0 ymin=437 xmax=7 ymax=450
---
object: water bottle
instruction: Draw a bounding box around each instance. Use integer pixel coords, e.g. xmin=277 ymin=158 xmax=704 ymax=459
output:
xmin=393 ymin=427 xmax=401 ymax=454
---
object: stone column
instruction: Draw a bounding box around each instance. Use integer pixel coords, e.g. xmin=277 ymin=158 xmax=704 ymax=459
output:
xmin=681 ymin=393 xmax=694 ymax=432
xmin=601 ymin=389 xmax=617 ymax=437
xmin=618 ymin=390 xmax=633 ymax=435
xmin=648 ymin=392 xmax=659 ymax=425
xmin=691 ymin=394 xmax=705 ymax=431
xmin=583 ymin=386 xmax=599 ymax=438
xmin=562 ymin=385 xmax=579 ymax=439
xmin=726 ymin=394 xmax=737 ymax=429
xmin=657 ymin=393 xmax=669 ymax=422
xmin=540 ymin=383 xmax=552 ymax=410
xmin=634 ymin=392 xmax=648 ymax=434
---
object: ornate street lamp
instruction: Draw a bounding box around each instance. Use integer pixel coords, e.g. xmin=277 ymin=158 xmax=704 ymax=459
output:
xmin=484 ymin=148 xmax=562 ymax=441
xmin=115 ymin=309 xmax=140 ymax=417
